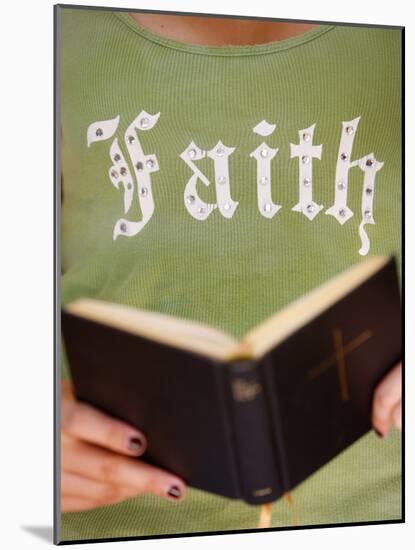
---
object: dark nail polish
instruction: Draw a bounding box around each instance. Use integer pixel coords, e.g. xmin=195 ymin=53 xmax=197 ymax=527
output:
xmin=167 ymin=485 xmax=182 ymax=499
xmin=128 ymin=436 xmax=143 ymax=452
xmin=374 ymin=429 xmax=384 ymax=438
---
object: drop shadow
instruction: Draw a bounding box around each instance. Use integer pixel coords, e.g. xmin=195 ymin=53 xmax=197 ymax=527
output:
xmin=21 ymin=525 xmax=54 ymax=543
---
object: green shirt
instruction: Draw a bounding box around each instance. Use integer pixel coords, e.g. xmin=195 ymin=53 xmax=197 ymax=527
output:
xmin=59 ymin=6 xmax=402 ymax=542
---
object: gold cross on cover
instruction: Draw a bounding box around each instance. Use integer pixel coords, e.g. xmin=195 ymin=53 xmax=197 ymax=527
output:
xmin=308 ymin=329 xmax=374 ymax=402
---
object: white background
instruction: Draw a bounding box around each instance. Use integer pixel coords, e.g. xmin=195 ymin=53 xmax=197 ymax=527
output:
xmin=0 ymin=0 xmax=412 ymax=548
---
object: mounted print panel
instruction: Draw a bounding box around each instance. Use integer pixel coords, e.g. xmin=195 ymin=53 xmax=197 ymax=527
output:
xmin=55 ymin=3 xmax=403 ymax=546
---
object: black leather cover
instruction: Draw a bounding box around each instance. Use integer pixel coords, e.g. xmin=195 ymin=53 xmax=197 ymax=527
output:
xmin=264 ymin=257 xmax=402 ymax=491
xmin=61 ymin=257 xmax=401 ymax=505
xmin=61 ymin=315 xmax=242 ymax=499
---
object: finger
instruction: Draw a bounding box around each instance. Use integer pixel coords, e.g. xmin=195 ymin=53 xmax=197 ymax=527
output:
xmin=61 ymin=495 xmax=101 ymax=513
xmin=61 ymin=399 xmax=147 ymax=457
xmin=371 ymin=362 xmax=401 ymax=437
xmin=61 ymin=471 xmax=143 ymax=506
xmin=391 ymin=401 xmax=402 ymax=431
xmin=61 ymin=379 xmax=75 ymax=400
xmin=62 ymin=438 xmax=186 ymax=502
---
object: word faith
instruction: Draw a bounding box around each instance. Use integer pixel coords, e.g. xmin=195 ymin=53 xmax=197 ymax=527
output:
xmin=86 ymin=111 xmax=384 ymax=255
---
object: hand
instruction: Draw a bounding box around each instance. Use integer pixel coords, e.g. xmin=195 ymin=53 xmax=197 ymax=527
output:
xmin=371 ymin=362 xmax=402 ymax=437
xmin=61 ymin=379 xmax=186 ymax=512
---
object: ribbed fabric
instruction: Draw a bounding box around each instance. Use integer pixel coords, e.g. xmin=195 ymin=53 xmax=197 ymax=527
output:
xmin=59 ymin=7 xmax=402 ymax=542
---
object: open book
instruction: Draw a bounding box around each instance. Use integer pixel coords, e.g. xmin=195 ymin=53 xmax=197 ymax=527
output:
xmin=61 ymin=255 xmax=401 ymax=505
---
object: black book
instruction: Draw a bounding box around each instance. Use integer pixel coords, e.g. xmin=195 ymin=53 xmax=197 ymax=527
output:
xmin=61 ymin=255 xmax=401 ymax=506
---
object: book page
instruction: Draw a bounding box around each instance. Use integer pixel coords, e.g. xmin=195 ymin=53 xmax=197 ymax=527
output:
xmin=65 ymin=299 xmax=239 ymax=361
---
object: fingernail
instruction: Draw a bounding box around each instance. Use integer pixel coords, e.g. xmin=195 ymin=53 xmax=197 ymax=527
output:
xmin=128 ymin=436 xmax=144 ymax=452
xmin=167 ymin=485 xmax=182 ymax=500
xmin=374 ymin=429 xmax=384 ymax=438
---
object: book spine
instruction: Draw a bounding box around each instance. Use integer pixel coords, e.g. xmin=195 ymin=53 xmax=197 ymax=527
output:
xmin=225 ymin=360 xmax=283 ymax=505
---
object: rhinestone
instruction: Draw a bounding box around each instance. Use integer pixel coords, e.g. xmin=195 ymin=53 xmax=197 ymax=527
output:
xmin=120 ymin=222 xmax=127 ymax=233
xmin=140 ymin=117 xmax=150 ymax=128
xmin=303 ymin=178 xmax=311 ymax=187
xmin=120 ymin=167 xmax=127 ymax=176
xmin=303 ymin=133 xmax=311 ymax=142
xmin=346 ymin=126 xmax=354 ymax=135
xmin=364 ymin=209 xmax=372 ymax=219
xmin=306 ymin=204 xmax=315 ymax=214
xmin=337 ymin=181 xmax=346 ymax=190
xmin=114 ymin=153 xmax=121 ymax=162
xmin=139 ymin=187 xmax=148 ymax=197
xmin=186 ymin=195 xmax=196 ymax=204
xmin=197 ymin=207 xmax=206 ymax=215
xmin=95 ymin=128 xmax=103 ymax=137
xmin=127 ymin=182 xmax=132 ymax=190
xmin=263 ymin=203 xmax=272 ymax=213
xmin=366 ymin=158 xmax=374 ymax=167
xmin=340 ymin=153 xmax=348 ymax=161
xmin=365 ymin=187 xmax=373 ymax=195
xmin=339 ymin=208 xmax=347 ymax=218
xmin=127 ymin=135 xmax=135 ymax=144
xmin=188 ymin=148 xmax=197 ymax=159
xmin=110 ymin=170 xmax=118 ymax=179
xmin=218 ymin=176 xmax=226 ymax=185
xmin=260 ymin=148 xmax=268 ymax=158
xmin=146 ymin=159 xmax=155 ymax=169
xmin=302 ymin=155 xmax=310 ymax=165
xmin=216 ymin=147 xmax=225 ymax=156
xmin=260 ymin=176 xmax=268 ymax=185
xmin=136 ymin=161 xmax=144 ymax=171
xmin=223 ymin=203 xmax=231 ymax=211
